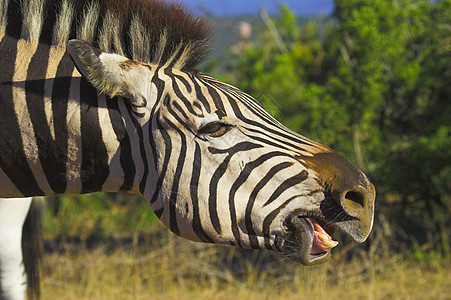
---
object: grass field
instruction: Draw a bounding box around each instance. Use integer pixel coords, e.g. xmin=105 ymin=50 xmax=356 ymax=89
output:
xmin=40 ymin=230 xmax=451 ymax=300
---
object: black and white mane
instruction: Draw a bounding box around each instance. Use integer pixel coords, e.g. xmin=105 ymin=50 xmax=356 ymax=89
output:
xmin=1 ymin=0 xmax=212 ymax=70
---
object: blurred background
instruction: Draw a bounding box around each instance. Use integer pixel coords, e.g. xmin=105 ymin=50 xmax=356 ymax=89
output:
xmin=42 ymin=0 xmax=450 ymax=298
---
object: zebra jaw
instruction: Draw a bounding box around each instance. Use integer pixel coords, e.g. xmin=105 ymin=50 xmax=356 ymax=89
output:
xmin=279 ymin=216 xmax=337 ymax=266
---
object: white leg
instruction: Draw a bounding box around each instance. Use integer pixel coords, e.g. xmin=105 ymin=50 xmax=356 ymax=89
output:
xmin=0 ymin=198 xmax=32 ymax=300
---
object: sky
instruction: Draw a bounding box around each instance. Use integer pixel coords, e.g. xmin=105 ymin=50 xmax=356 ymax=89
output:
xmin=179 ymin=0 xmax=334 ymax=16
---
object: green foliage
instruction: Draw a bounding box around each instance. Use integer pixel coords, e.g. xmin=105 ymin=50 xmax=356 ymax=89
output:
xmin=44 ymin=193 xmax=158 ymax=244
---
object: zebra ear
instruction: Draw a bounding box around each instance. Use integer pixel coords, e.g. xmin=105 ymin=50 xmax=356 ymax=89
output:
xmin=66 ymin=39 xmax=131 ymax=98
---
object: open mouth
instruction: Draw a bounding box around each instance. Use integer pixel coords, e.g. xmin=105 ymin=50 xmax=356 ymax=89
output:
xmin=280 ymin=216 xmax=338 ymax=266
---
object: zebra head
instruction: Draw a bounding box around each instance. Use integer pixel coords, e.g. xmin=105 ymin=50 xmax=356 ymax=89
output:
xmin=67 ymin=40 xmax=375 ymax=266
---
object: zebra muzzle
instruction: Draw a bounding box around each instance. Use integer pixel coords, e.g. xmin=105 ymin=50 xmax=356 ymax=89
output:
xmin=281 ymin=216 xmax=337 ymax=266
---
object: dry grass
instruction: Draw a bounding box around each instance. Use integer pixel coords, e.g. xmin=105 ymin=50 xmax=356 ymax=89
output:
xmin=40 ymin=232 xmax=451 ymax=300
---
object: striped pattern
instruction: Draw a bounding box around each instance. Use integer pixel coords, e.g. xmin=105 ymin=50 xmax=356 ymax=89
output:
xmin=146 ymin=70 xmax=335 ymax=248
xmin=0 ymin=0 xmax=375 ymax=261
xmin=0 ymin=39 xmax=125 ymax=196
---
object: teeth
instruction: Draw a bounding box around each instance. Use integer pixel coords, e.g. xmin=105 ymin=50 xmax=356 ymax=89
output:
xmin=314 ymin=231 xmax=327 ymax=242
xmin=323 ymin=240 xmax=338 ymax=249
xmin=314 ymin=230 xmax=338 ymax=249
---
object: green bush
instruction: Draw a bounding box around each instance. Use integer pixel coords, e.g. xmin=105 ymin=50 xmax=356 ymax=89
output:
xmin=43 ymin=193 xmax=158 ymax=244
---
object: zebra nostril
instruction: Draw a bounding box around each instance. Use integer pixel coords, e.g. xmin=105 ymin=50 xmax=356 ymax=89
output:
xmin=344 ymin=190 xmax=365 ymax=208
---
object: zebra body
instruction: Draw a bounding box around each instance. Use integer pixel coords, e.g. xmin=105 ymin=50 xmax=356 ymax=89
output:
xmin=0 ymin=0 xmax=375 ymax=298
xmin=0 ymin=39 xmax=133 ymax=197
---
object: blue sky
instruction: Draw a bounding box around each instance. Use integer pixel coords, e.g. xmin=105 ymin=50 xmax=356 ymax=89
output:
xmin=179 ymin=0 xmax=334 ymax=16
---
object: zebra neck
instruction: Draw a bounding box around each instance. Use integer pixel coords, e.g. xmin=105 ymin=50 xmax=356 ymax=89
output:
xmin=0 ymin=36 xmax=147 ymax=197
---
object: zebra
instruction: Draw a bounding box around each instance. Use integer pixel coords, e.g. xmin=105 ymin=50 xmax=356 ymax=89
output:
xmin=0 ymin=0 xmax=376 ymax=299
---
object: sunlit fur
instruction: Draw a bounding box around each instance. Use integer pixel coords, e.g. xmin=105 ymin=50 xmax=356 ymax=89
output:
xmin=20 ymin=0 xmax=45 ymax=43
xmin=77 ymin=0 xmax=99 ymax=44
xmin=1 ymin=0 xmax=211 ymax=70
xmin=0 ymin=0 xmax=9 ymax=36
xmin=52 ymin=0 xmax=74 ymax=47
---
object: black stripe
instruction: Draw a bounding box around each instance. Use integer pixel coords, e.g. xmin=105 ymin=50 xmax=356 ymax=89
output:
xmin=164 ymin=68 xmax=197 ymax=115
xmin=80 ymin=78 xmax=109 ymax=193
xmin=245 ymin=161 xmax=293 ymax=248
xmin=226 ymin=95 xmax=314 ymax=152
xmin=117 ymin=97 xmax=149 ymax=193
xmin=263 ymin=195 xmax=298 ymax=250
xmin=203 ymin=79 xmax=225 ymax=114
xmin=50 ymin=54 xmax=75 ymax=193
xmin=193 ymin=101 xmax=203 ymax=113
xmin=214 ymin=82 xmax=281 ymax=128
xmin=106 ymin=96 xmax=135 ymax=191
xmin=171 ymin=101 xmax=189 ymax=123
xmin=154 ymin=208 xmax=164 ymax=219
xmin=212 ymin=80 xmax=272 ymax=116
xmin=191 ymin=74 xmax=211 ymax=113
xmin=26 ymin=43 xmax=69 ymax=194
xmin=208 ymin=142 xmax=263 ymax=234
xmin=149 ymin=115 xmax=171 ymax=203
xmin=165 ymin=117 xmax=186 ymax=236
xmin=173 ymin=73 xmax=192 ymax=93
xmin=122 ymin=102 xmax=149 ymax=194
xmin=228 ymin=152 xmax=293 ymax=247
xmin=5 ymin=0 xmax=22 ymax=38
xmin=149 ymin=66 xmax=165 ymax=118
xmin=207 ymin=142 xmax=263 ymax=155
xmin=205 ymin=79 xmax=270 ymax=119
xmin=0 ymin=37 xmax=44 ymax=196
xmin=39 ymin=1 xmax=58 ymax=44
xmin=242 ymin=133 xmax=291 ymax=151
xmin=207 ymin=80 xmax=315 ymax=150
xmin=191 ymin=142 xmax=214 ymax=242
xmin=244 ymin=126 xmax=309 ymax=153
xmin=263 ymin=170 xmax=309 ymax=207
xmin=167 ymin=102 xmax=194 ymax=134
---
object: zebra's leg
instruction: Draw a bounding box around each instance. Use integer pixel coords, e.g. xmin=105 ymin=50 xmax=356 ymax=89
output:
xmin=0 ymin=197 xmax=32 ymax=300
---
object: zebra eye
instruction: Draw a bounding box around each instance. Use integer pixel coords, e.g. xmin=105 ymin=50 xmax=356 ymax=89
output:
xmin=198 ymin=122 xmax=231 ymax=138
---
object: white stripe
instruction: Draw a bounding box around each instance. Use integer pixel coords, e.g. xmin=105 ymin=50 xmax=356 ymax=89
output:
xmin=97 ymin=94 xmax=124 ymax=192
xmin=43 ymin=46 xmax=67 ymax=140
xmin=12 ymin=40 xmax=53 ymax=194
xmin=64 ymin=72 xmax=83 ymax=194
